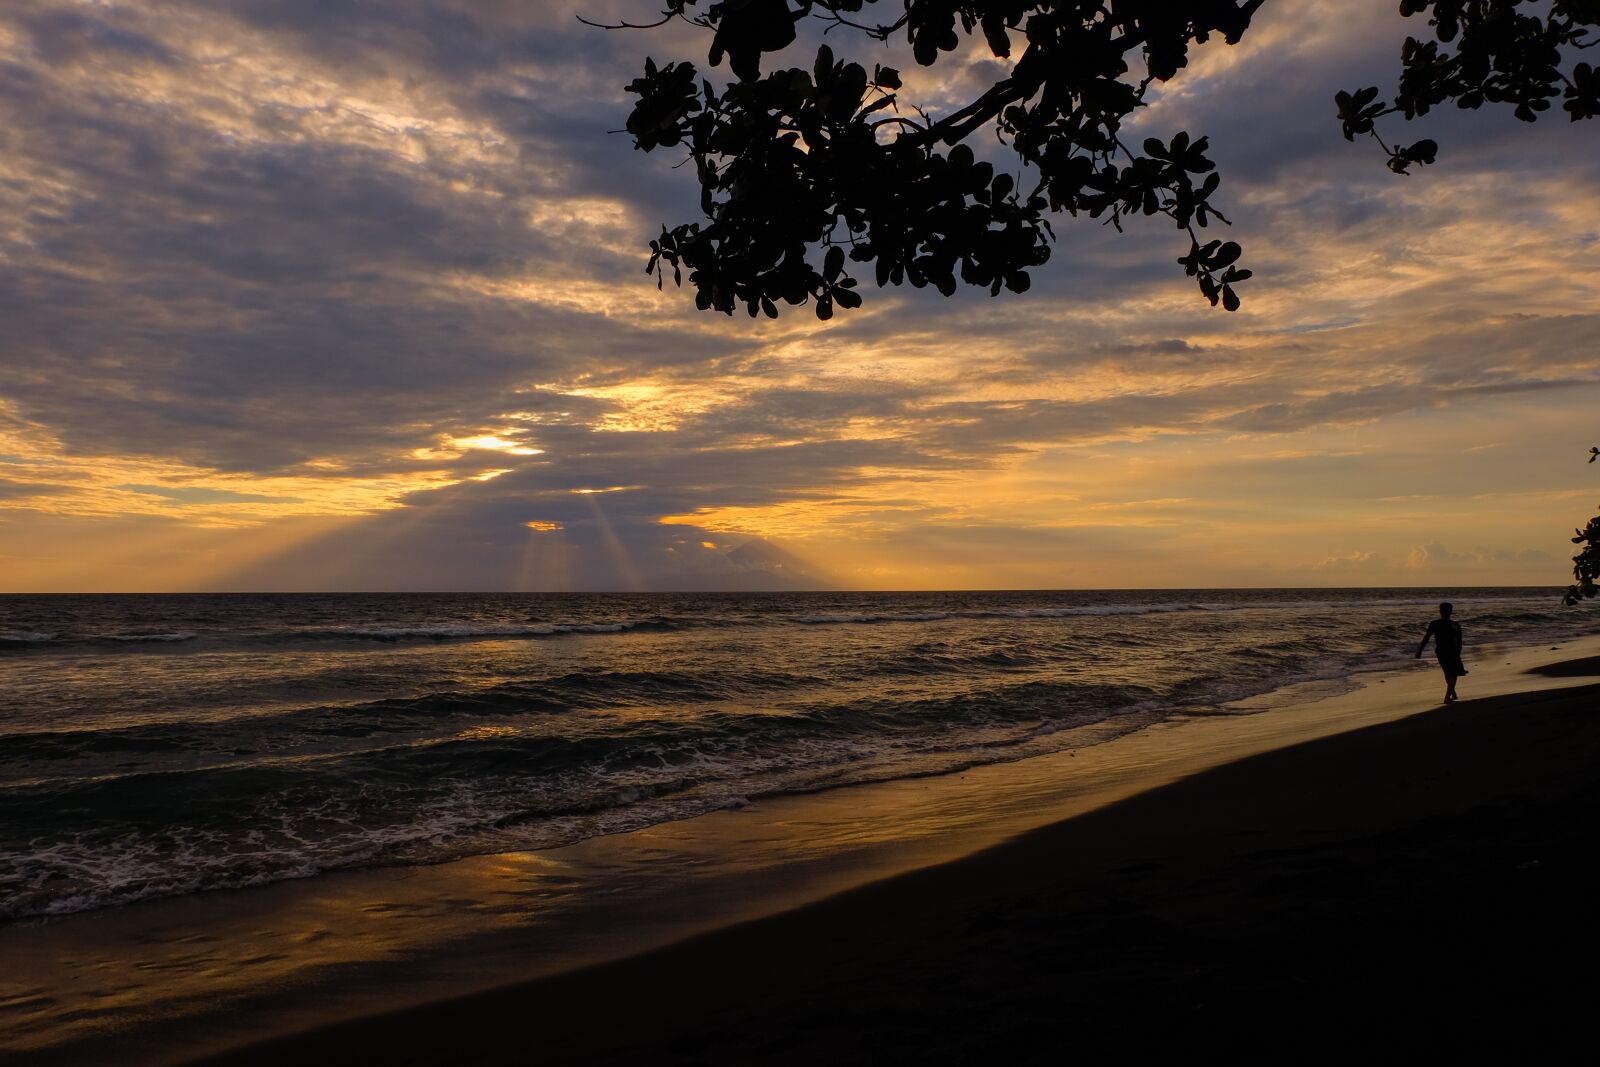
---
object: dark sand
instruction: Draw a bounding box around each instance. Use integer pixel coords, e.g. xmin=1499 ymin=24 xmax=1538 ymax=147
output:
xmin=1526 ymin=653 xmax=1600 ymax=677
xmin=200 ymin=670 xmax=1600 ymax=1065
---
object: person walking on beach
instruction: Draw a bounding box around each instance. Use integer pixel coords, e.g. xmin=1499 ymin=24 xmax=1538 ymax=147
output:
xmin=1416 ymin=602 xmax=1467 ymax=704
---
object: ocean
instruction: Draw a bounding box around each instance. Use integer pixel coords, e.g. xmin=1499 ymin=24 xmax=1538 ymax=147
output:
xmin=1 ymin=588 xmax=1590 ymax=922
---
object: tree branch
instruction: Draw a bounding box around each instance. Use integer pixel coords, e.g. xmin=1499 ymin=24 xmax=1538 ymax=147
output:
xmin=902 ymin=79 xmax=1029 ymax=149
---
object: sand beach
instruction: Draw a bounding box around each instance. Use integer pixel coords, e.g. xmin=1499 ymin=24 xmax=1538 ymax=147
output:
xmin=4 ymin=632 xmax=1599 ymax=1064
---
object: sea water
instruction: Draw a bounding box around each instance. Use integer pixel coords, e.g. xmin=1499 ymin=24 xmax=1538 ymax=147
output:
xmin=1 ymin=588 xmax=1591 ymax=920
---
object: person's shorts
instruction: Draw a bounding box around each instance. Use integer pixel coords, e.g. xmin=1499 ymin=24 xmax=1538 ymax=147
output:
xmin=1436 ymin=652 xmax=1467 ymax=675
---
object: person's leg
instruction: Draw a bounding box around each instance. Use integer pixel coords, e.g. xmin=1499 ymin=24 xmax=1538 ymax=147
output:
xmin=1444 ymin=669 xmax=1459 ymax=702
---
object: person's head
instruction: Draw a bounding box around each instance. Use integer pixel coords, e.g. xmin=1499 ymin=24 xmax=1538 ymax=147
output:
xmin=1439 ymin=602 xmax=1454 ymax=617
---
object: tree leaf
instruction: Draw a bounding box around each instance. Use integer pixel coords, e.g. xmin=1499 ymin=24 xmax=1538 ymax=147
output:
xmin=824 ymin=245 xmax=844 ymax=281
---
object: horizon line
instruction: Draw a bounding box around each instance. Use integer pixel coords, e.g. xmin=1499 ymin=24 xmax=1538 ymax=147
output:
xmin=0 ymin=584 xmax=1572 ymax=597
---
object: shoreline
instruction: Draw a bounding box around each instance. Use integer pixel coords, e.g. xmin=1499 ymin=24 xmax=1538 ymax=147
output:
xmin=221 ymin=663 xmax=1600 ymax=1063
xmin=6 ymin=632 xmax=1600 ymax=1063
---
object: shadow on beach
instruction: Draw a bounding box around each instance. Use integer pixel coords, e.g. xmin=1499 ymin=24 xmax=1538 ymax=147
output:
xmin=1524 ymin=655 xmax=1600 ymax=678
xmin=190 ymin=667 xmax=1600 ymax=1066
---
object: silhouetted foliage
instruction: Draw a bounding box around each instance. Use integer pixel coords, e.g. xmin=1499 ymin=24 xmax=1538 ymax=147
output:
xmin=610 ymin=1 xmax=1266 ymax=319
xmin=1339 ymin=0 xmax=1599 ymax=174
xmin=605 ymin=1 xmax=1595 ymax=320
xmin=1565 ymin=446 xmax=1600 ymax=606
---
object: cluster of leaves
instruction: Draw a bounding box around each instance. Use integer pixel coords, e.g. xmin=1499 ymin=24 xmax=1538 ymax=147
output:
xmin=617 ymin=1 xmax=1267 ymax=319
xmin=1338 ymin=0 xmax=1598 ymax=175
xmin=1563 ymin=446 xmax=1600 ymax=606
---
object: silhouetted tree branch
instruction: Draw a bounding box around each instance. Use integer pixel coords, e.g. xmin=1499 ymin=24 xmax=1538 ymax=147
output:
xmin=1338 ymin=0 xmax=1598 ymax=175
xmin=1565 ymin=446 xmax=1600 ymax=606
xmin=604 ymin=1 xmax=1595 ymax=322
xmin=613 ymin=1 xmax=1264 ymax=320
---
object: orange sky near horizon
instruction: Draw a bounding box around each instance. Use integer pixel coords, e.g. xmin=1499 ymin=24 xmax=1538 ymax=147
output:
xmin=0 ymin=0 xmax=1596 ymax=593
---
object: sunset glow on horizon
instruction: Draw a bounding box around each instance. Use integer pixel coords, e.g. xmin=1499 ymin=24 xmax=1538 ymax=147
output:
xmin=1 ymin=0 xmax=1597 ymax=592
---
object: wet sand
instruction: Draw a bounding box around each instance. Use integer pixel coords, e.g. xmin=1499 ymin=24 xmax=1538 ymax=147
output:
xmin=207 ymin=657 xmax=1600 ymax=1062
xmin=7 ymin=638 xmax=1600 ymax=1064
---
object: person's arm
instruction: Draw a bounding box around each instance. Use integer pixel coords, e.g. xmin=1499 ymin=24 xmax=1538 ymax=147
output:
xmin=1416 ymin=621 xmax=1435 ymax=658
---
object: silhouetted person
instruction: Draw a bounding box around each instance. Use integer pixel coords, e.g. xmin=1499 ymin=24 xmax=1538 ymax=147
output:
xmin=1415 ymin=601 xmax=1467 ymax=703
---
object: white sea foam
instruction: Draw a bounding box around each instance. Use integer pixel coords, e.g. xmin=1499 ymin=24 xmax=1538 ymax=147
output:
xmin=791 ymin=612 xmax=954 ymax=625
xmin=790 ymin=605 xmax=1205 ymax=625
xmin=333 ymin=624 xmax=559 ymax=639
xmin=0 ymin=630 xmax=55 ymax=643
xmin=316 ymin=620 xmax=645 ymax=640
xmin=989 ymin=604 xmax=1198 ymax=618
xmin=103 ymin=632 xmax=197 ymax=642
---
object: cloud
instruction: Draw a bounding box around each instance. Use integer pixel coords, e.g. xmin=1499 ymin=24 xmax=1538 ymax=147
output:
xmin=117 ymin=485 xmax=303 ymax=505
xmin=0 ymin=0 xmax=1596 ymax=589
xmin=216 ymin=497 xmax=837 ymax=592
xmin=1310 ymin=550 xmax=1385 ymax=573
xmin=1405 ymin=543 xmax=1555 ymax=570
xmin=0 ymin=477 xmax=76 ymax=501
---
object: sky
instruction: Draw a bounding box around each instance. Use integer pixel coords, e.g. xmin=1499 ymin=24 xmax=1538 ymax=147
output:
xmin=0 ymin=0 xmax=1596 ymax=592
